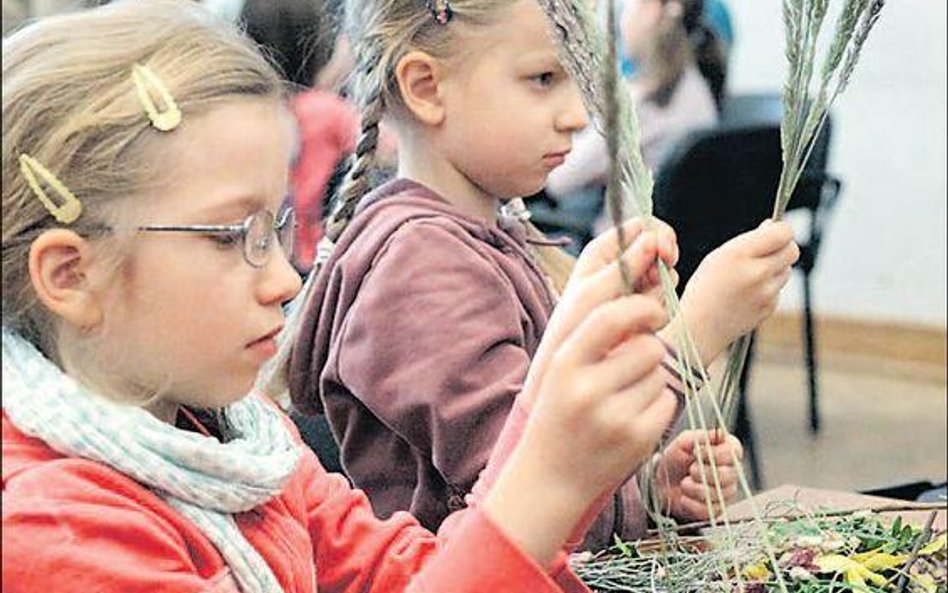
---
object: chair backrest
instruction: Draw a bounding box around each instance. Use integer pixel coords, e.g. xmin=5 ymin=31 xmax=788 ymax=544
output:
xmin=652 ymin=92 xmax=834 ymax=289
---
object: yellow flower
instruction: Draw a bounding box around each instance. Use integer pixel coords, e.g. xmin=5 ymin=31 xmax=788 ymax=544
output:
xmin=919 ymin=533 xmax=946 ymax=556
xmin=742 ymin=562 xmax=771 ymax=581
xmin=814 ymin=548 xmax=907 ymax=588
xmin=911 ymin=573 xmax=938 ymax=593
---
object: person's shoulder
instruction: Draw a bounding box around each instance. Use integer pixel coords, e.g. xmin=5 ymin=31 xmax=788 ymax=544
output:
xmin=379 ymin=215 xmax=493 ymax=264
xmin=2 ymin=450 xmax=202 ymax=592
xmin=674 ymin=66 xmax=718 ymax=123
xmin=3 ymin=412 xmax=181 ymax=528
xmin=290 ymin=89 xmax=359 ymax=137
xmin=340 ymin=183 xmax=489 ymax=262
xmin=4 ymin=442 xmax=175 ymax=522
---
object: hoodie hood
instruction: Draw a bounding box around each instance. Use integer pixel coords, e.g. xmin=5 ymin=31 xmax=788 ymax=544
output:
xmin=287 ymin=179 xmax=550 ymax=415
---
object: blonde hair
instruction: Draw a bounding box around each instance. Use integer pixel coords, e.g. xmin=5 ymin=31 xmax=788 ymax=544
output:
xmin=2 ymin=0 xmax=284 ymax=392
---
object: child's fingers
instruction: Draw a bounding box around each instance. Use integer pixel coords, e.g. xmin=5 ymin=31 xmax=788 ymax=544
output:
xmin=590 ymin=338 xmax=668 ymax=407
xmin=678 ymin=476 xmax=739 ymax=507
xmin=682 ymin=431 xmax=743 ymax=463
xmin=647 ymin=217 xmax=679 ymax=268
xmin=524 ymin=230 xmax=663 ymax=406
xmin=618 ymin=385 xmax=680 ymax=446
xmin=734 ymin=219 xmax=796 ymax=257
xmin=768 ymin=267 xmax=793 ymax=292
xmin=689 ymin=464 xmax=739 ymax=487
xmin=673 ymin=428 xmax=721 ymax=455
xmin=774 ymin=240 xmax=801 ymax=270
xmin=673 ymin=488 xmax=721 ymax=519
xmin=573 ymin=217 xmax=648 ymax=279
xmin=556 ymin=295 xmax=668 ymax=367
xmin=700 ymin=435 xmax=744 ymax=465
xmin=526 ymin=230 xmax=656 ymax=394
xmin=756 ymin=241 xmax=801 ymax=279
xmin=582 ymin=232 xmax=661 ymax=302
xmin=549 ymin=233 xmax=661 ymax=351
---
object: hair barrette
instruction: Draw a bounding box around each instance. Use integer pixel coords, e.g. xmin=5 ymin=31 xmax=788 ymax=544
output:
xmin=426 ymin=0 xmax=453 ymax=25
xmin=131 ymin=63 xmax=182 ymax=132
xmin=19 ymin=154 xmax=83 ymax=225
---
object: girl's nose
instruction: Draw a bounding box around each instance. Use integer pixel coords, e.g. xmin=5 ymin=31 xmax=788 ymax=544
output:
xmin=257 ymin=243 xmax=303 ymax=306
xmin=556 ymin=81 xmax=590 ymax=132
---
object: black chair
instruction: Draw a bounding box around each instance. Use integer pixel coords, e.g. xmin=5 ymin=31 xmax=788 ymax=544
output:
xmin=652 ymin=92 xmax=841 ymax=486
xmin=524 ymin=188 xmax=599 ymax=255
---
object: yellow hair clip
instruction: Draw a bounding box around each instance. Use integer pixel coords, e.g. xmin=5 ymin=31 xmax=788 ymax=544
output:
xmin=131 ymin=63 xmax=181 ymax=132
xmin=18 ymin=154 xmax=83 ymax=225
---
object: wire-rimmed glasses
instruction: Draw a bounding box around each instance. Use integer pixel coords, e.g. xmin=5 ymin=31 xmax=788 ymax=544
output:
xmin=137 ymin=207 xmax=295 ymax=268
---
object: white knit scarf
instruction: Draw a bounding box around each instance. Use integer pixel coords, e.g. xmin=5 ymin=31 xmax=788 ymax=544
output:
xmin=1 ymin=328 xmax=307 ymax=593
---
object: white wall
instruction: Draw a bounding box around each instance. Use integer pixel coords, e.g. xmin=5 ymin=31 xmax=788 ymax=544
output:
xmin=727 ymin=0 xmax=947 ymax=328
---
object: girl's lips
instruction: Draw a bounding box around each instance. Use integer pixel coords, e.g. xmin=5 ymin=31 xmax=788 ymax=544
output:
xmin=543 ymin=151 xmax=569 ymax=168
xmin=246 ymin=326 xmax=282 ymax=358
xmin=247 ymin=337 xmax=278 ymax=359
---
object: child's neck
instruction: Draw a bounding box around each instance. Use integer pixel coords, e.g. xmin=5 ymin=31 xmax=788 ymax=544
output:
xmin=146 ymin=399 xmax=180 ymax=424
xmin=396 ymin=135 xmax=500 ymax=222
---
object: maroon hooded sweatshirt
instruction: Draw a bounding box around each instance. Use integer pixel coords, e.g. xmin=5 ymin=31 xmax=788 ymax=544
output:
xmin=289 ymin=179 xmax=647 ymax=549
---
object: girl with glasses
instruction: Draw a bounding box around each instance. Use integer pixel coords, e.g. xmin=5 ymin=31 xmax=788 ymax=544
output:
xmin=4 ymin=2 xmax=681 ymax=591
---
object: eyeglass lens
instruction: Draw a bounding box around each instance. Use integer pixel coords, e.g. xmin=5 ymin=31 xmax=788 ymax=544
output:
xmin=245 ymin=208 xmax=295 ymax=267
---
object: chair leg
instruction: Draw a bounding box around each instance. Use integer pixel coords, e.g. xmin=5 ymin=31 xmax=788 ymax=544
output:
xmin=735 ymin=333 xmax=763 ymax=491
xmin=802 ymin=271 xmax=820 ymax=434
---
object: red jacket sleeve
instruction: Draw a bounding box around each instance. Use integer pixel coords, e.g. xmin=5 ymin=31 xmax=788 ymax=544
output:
xmin=298 ymin=448 xmax=590 ymax=593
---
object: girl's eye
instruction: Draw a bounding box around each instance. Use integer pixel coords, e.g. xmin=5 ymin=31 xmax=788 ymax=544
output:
xmin=207 ymin=232 xmax=242 ymax=249
xmin=530 ymin=72 xmax=556 ymax=88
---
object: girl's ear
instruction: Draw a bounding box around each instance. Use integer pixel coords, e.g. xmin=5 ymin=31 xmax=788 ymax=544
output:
xmin=29 ymin=229 xmax=105 ymax=331
xmin=395 ymin=51 xmax=446 ymax=126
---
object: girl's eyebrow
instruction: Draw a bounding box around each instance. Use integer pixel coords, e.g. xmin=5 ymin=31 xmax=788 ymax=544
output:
xmin=185 ymin=194 xmax=273 ymax=223
xmin=516 ymin=50 xmax=566 ymax=70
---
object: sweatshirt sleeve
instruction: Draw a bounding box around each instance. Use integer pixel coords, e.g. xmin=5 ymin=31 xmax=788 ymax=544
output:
xmin=334 ymin=220 xmax=532 ymax=494
xmin=300 ymin=449 xmax=590 ymax=593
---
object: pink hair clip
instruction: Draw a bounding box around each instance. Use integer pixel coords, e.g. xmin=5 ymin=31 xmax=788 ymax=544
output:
xmin=426 ymin=0 xmax=453 ymax=24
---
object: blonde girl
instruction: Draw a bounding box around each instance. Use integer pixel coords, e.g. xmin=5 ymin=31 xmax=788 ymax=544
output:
xmin=284 ymin=0 xmax=797 ymax=550
xmin=2 ymin=1 xmax=690 ymax=591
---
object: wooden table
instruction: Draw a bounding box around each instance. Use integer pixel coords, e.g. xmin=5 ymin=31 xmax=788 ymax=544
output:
xmin=725 ymin=484 xmax=947 ymax=531
xmin=651 ymin=484 xmax=948 ymax=538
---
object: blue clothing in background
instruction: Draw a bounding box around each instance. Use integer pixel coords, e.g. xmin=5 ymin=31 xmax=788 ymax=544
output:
xmin=704 ymin=0 xmax=734 ymax=50
xmin=618 ymin=0 xmax=734 ymax=78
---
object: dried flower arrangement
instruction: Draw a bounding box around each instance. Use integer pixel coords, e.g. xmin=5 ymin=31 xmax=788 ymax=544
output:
xmin=572 ymin=507 xmax=947 ymax=593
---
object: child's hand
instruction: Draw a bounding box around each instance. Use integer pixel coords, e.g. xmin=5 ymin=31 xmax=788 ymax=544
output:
xmin=578 ymin=217 xmax=678 ymax=298
xmin=679 ymin=219 xmax=800 ymax=363
xmin=484 ymin=218 xmax=680 ymax=564
xmin=654 ymin=429 xmax=744 ymax=522
xmin=523 ymin=217 xmax=676 ymax=412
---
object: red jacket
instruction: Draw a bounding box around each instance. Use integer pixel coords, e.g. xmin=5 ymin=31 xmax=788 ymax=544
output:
xmin=2 ymin=408 xmax=589 ymax=593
